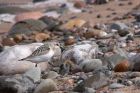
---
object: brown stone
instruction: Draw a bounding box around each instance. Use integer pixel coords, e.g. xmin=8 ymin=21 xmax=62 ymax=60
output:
xmin=34 ymin=33 xmax=50 ymax=42
xmin=2 ymin=38 xmax=16 ymax=46
xmin=84 ymin=30 xmax=107 ymax=39
xmin=74 ymin=1 xmax=86 ymax=8
xmin=114 ymin=60 xmax=130 ymax=72
xmin=65 ymin=36 xmax=76 ymax=46
xmin=13 ymin=34 xmax=23 ymax=43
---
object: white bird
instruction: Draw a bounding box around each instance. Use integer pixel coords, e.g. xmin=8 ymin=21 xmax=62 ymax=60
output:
xmin=19 ymin=42 xmax=60 ymax=67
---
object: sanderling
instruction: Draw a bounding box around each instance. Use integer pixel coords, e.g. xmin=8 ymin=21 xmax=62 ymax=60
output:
xmin=19 ymin=42 xmax=60 ymax=67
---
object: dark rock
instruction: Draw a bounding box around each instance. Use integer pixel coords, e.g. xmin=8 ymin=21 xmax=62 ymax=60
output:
xmin=74 ymin=69 xmax=109 ymax=92
xmin=39 ymin=16 xmax=61 ymax=31
xmin=110 ymin=22 xmax=129 ymax=32
xmin=8 ymin=19 xmax=47 ymax=37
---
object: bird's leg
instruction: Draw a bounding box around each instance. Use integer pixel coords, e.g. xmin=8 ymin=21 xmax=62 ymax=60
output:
xmin=48 ymin=61 xmax=55 ymax=67
xmin=35 ymin=63 xmax=38 ymax=67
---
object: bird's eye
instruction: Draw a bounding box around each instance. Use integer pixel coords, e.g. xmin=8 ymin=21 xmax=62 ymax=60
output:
xmin=56 ymin=43 xmax=59 ymax=46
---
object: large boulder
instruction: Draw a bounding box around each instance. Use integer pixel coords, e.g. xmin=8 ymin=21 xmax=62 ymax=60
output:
xmin=0 ymin=43 xmax=48 ymax=75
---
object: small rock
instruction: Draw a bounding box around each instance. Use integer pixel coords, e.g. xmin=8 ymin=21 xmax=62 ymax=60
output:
xmin=60 ymin=19 xmax=86 ymax=30
xmin=85 ymin=87 xmax=96 ymax=93
xmin=64 ymin=36 xmax=76 ymax=46
xmin=86 ymin=0 xmax=96 ymax=4
xmin=109 ymin=83 xmax=125 ymax=89
xmin=84 ymin=30 xmax=107 ymax=39
xmin=128 ymin=72 xmax=140 ymax=78
xmin=85 ymin=72 xmax=109 ymax=89
xmin=39 ymin=16 xmax=61 ymax=31
xmin=23 ymin=67 xmax=41 ymax=83
xmin=74 ymin=1 xmax=86 ymax=8
xmin=2 ymin=38 xmax=16 ymax=46
xmin=107 ymin=54 xmax=127 ymax=70
xmin=13 ymin=34 xmax=23 ymax=43
xmin=114 ymin=60 xmax=130 ymax=72
xmin=42 ymin=71 xmax=59 ymax=79
xmin=132 ymin=77 xmax=140 ymax=87
xmin=110 ymin=22 xmax=129 ymax=32
xmin=97 ymin=14 xmax=102 ymax=18
xmin=95 ymin=0 xmax=109 ymax=4
xmin=80 ymin=59 xmax=102 ymax=72
xmin=34 ymin=79 xmax=58 ymax=93
xmin=34 ymin=32 xmax=50 ymax=42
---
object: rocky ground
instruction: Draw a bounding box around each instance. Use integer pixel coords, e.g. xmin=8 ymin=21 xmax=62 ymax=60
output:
xmin=0 ymin=0 xmax=140 ymax=93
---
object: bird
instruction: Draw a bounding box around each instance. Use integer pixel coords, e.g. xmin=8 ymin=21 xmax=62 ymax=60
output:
xmin=19 ymin=42 xmax=61 ymax=67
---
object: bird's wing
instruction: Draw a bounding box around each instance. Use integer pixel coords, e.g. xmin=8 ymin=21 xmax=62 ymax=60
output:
xmin=24 ymin=44 xmax=50 ymax=59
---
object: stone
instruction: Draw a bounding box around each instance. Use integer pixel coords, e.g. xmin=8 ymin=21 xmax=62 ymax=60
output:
xmin=2 ymin=37 xmax=16 ymax=46
xmin=114 ymin=60 xmax=130 ymax=72
xmin=132 ymin=77 xmax=140 ymax=87
xmin=64 ymin=36 xmax=76 ymax=46
xmin=8 ymin=19 xmax=47 ymax=37
xmin=84 ymin=87 xmax=96 ymax=93
xmin=43 ymin=71 xmax=59 ymax=79
xmin=13 ymin=34 xmax=23 ymax=43
xmin=107 ymin=54 xmax=127 ymax=70
xmin=39 ymin=16 xmax=61 ymax=31
xmin=15 ymin=11 xmax=43 ymax=22
xmin=0 ymin=75 xmax=35 ymax=93
xmin=34 ymin=32 xmax=50 ymax=42
xmin=86 ymin=0 xmax=96 ymax=4
xmin=84 ymin=30 xmax=107 ymax=39
xmin=110 ymin=22 xmax=129 ymax=31
xmin=60 ymin=19 xmax=86 ymax=30
xmin=23 ymin=67 xmax=41 ymax=83
xmin=128 ymin=72 xmax=140 ymax=78
xmin=74 ymin=70 xmax=109 ymax=92
xmin=0 ymin=43 xmax=48 ymax=75
xmin=80 ymin=59 xmax=102 ymax=72
xmin=74 ymin=1 xmax=86 ymax=8
xmin=109 ymin=83 xmax=125 ymax=89
xmin=61 ymin=42 xmax=99 ymax=64
xmin=34 ymin=79 xmax=58 ymax=93
xmin=95 ymin=0 xmax=109 ymax=4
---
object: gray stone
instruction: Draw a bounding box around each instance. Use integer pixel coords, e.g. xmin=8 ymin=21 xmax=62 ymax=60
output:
xmin=34 ymin=79 xmax=58 ymax=93
xmin=0 ymin=75 xmax=35 ymax=93
xmin=113 ymin=91 xmax=125 ymax=93
xmin=110 ymin=22 xmax=129 ymax=31
xmin=43 ymin=71 xmax=59 ymax=79
xmin=107 ymin=54 xmax=127 ymax=70
xmin=85 ymin=87 xmax=96 ymax=93
xmin=80 ymin=59 xmax=102 ymax=72
xmin=84 ymin=71 xmax=109 ymax=89
xmin=23 ymin=67 xmax=41 ymax=83
xmin=109 ymin=83 xmax=125 ymax=89
xmin=8 ymin=19 xmax=47 ymax=37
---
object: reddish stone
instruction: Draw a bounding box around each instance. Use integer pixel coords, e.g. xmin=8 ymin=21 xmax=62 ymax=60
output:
xmin=114 ymin=60 xmax=130 ymax=72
